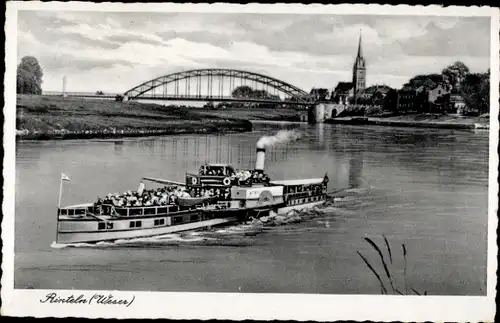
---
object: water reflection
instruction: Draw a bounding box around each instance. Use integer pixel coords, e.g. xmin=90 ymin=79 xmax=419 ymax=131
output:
xmin=113 ymin=142 xmax=123 ymax=155
xmin=349 ymin=151 xmax=364 ymax=188
xmin=14 ymin=122 xmax=489 ymax=295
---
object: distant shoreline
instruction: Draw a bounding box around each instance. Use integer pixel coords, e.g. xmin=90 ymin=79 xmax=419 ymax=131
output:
xmin=15 ymin=95 xmax=490 ymax=141
xmin=324 ymin=115 xmax=490 ymax=130
xmin=15 ymin=125 xmax=252 ymax=141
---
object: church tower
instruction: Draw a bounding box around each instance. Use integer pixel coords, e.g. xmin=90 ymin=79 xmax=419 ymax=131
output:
xmin=352 ymin=31 xmax=366 ymax=100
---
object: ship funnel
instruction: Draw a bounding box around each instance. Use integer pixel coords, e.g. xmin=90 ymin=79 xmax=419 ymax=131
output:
xmin=254 ymin=130 xmax=301 ymax=171
xmin=255 ymin=142 xmax=266 ymax=172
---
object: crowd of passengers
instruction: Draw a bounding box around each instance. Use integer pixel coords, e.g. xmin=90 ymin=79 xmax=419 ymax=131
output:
xmin=198 ymin=166 xmax=270 ymax=183
xmin=94 ymin=184 xmax=231 ymax=208
xmin=95 ymin=186 xmax=190 ymax=208
xmin=188 ymin=187 xmax=231 ymax=200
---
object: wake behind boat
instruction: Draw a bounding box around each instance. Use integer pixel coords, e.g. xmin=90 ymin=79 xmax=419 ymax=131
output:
xmin=56 ymin=132 xmax=330 ymax=244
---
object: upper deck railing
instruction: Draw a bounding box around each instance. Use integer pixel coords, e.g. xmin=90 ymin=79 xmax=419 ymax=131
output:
xmin=58 ymin=203 xmax=194 ymax=217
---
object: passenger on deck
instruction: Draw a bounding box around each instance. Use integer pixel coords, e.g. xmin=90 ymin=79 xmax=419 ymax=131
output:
xmin=96 ymin=184 xmax=198 ymax=208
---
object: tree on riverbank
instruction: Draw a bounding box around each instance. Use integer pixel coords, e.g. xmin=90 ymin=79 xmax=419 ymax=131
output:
xmin=231 ymin=85 xmax=281 ymax=109
xmin=232 ymin=85 xmax=254 ymax=98
xmin=17 ymin=56 xmax=44 ymax=95
xmin=460 ymin=70 xmax=490 ymax=115
xmin=442 ymin=61 xmax=470 ymax=91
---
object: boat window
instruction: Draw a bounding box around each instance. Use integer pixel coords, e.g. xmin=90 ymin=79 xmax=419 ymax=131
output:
xmin=173 ymin=216 xmax=183 ymax=224
xmin=129 ymin=208 xmax=142 ymax=216
xmin=68 ymin=209 xmax=75 ymax=216
xmin=115 ymin=208 xmax=128 ymax=216
xmin=154 ymin=218 xmax=165 ymax=226
xmin=60 ymin=209 xmax=67 ymax=216
xmin=130 ymin=220 xmax=142 ymax=228
xmin=98 ymin=222 xmax=106 ymax=230
xmin=190 ymin=214 xmax=199 ymax=221
xmin=144 ymin=207 xmax=156 ymax=215
xmin=157 ymin=207 xmax=169 ymax=214
xmin=106 ymin=222 xmax=114 ymax=229
xmin=75 ymin=208 xmax=86 ymax=215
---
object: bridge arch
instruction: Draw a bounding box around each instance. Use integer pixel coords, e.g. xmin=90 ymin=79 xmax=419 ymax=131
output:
xmin=123 ymin=68 xmax=311 ymax=104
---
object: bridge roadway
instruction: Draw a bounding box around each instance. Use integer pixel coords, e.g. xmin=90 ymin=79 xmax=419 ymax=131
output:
xmin=43 ymin=91 xmax=119 ymax=99
xmin=42 ymin=92 xmax=314 ymax=106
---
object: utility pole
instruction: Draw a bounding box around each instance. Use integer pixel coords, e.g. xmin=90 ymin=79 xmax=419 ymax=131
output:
xmin=396 ymin=90 xmax=400 ymax=112
xmin=62 ymin=76 xmax=67 ymax=98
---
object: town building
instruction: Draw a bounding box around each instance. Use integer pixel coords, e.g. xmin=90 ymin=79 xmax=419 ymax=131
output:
xmin=332 ymin=82 xmax=354 ymax=104
xmin=397 ymin=87 xmax=417 ymax=112
xmin=310 ymin=88 xmax=330 ymax=101
xmin=426 ymin=83 xmax=449 ymax=103
xmin=358 ymin=85 xmax=392 ymax=105
xmin=450 ymin=93 xmax=467 ymax=114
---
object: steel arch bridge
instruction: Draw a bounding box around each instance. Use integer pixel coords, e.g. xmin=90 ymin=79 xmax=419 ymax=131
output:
xmin=123 ymin=68 xmax=313 ymax=105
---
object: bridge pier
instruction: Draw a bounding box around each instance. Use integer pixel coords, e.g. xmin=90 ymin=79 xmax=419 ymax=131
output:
xmin=308 ymin=103 xmax=326 ymax=124
xmin=309 ymin=103 xmax=349 ymax=123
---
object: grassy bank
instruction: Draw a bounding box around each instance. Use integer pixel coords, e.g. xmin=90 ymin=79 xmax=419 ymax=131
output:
xmin=16 ymin=95 xmax=263 ymax=140
xmin=193 ymin=107 xmax=304 ymax=122
xmin=326 ymin=113 xmax=489 ymax=130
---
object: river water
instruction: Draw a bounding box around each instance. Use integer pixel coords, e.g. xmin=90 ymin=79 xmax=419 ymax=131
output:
xmin=14 ymin=122 xmax=489 ymax=295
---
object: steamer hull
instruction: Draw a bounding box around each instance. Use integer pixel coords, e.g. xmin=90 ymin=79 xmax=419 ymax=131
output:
xmin=57 ymin=216 xmax=238 ymax=244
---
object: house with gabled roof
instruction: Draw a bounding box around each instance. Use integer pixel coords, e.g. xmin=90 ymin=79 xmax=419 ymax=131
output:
xmin=332 ymin=82 xmax=354 ymax=104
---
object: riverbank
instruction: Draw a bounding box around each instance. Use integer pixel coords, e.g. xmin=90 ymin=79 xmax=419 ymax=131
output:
xmin=193 ymin=107 xmax=303 ymax=122
xmin=325 ymin=114 xmax=490 ymax=130
xmin=16 ymin=95 xmax=272 ymax=140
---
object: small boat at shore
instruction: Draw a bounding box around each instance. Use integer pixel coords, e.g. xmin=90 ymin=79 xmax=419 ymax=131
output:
xmin=474 ymin=123 xmax=489 ymax=130
xmin=56 ymin=140 xmax=330 ymax=244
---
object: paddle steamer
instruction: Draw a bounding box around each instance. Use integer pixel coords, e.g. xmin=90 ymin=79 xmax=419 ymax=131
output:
xmin=56 ymin=142 xmax=329 ymax=244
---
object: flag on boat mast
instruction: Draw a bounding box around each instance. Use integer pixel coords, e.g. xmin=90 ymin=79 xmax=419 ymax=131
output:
xmin=137 ymin=182 xmax=145 ymax=195
xmin=58 ymin=173 xmax=70 ymax=209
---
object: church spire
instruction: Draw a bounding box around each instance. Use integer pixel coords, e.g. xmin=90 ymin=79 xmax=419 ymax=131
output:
xmin=352 ymin=28 xmax=366 ymax=100
xmin=357 ymin=29 xmax=363 ymax=58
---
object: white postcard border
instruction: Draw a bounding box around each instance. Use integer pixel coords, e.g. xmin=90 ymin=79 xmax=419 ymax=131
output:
xmin=2 ymin=2 xmax=499 ymax=321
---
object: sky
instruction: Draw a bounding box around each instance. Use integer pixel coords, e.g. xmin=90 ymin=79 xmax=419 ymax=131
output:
xmin=17 ymin=10 xmax=491 ymax=93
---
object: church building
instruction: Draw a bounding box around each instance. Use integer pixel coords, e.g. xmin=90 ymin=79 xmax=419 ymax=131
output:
xmin=333 ymin=32 xmax=367 ymax=104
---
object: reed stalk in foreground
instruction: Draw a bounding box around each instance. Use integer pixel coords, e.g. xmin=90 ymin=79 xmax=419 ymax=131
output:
xmin=402 ymin=243 xmax=408 ymax=295
xmin=357 ymin=235 xmax=427 ymax=296
xmin=364 ymin=237 xmax=396 ymax=294
xmin=357 ymin=251 xmax=388 ymax=294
